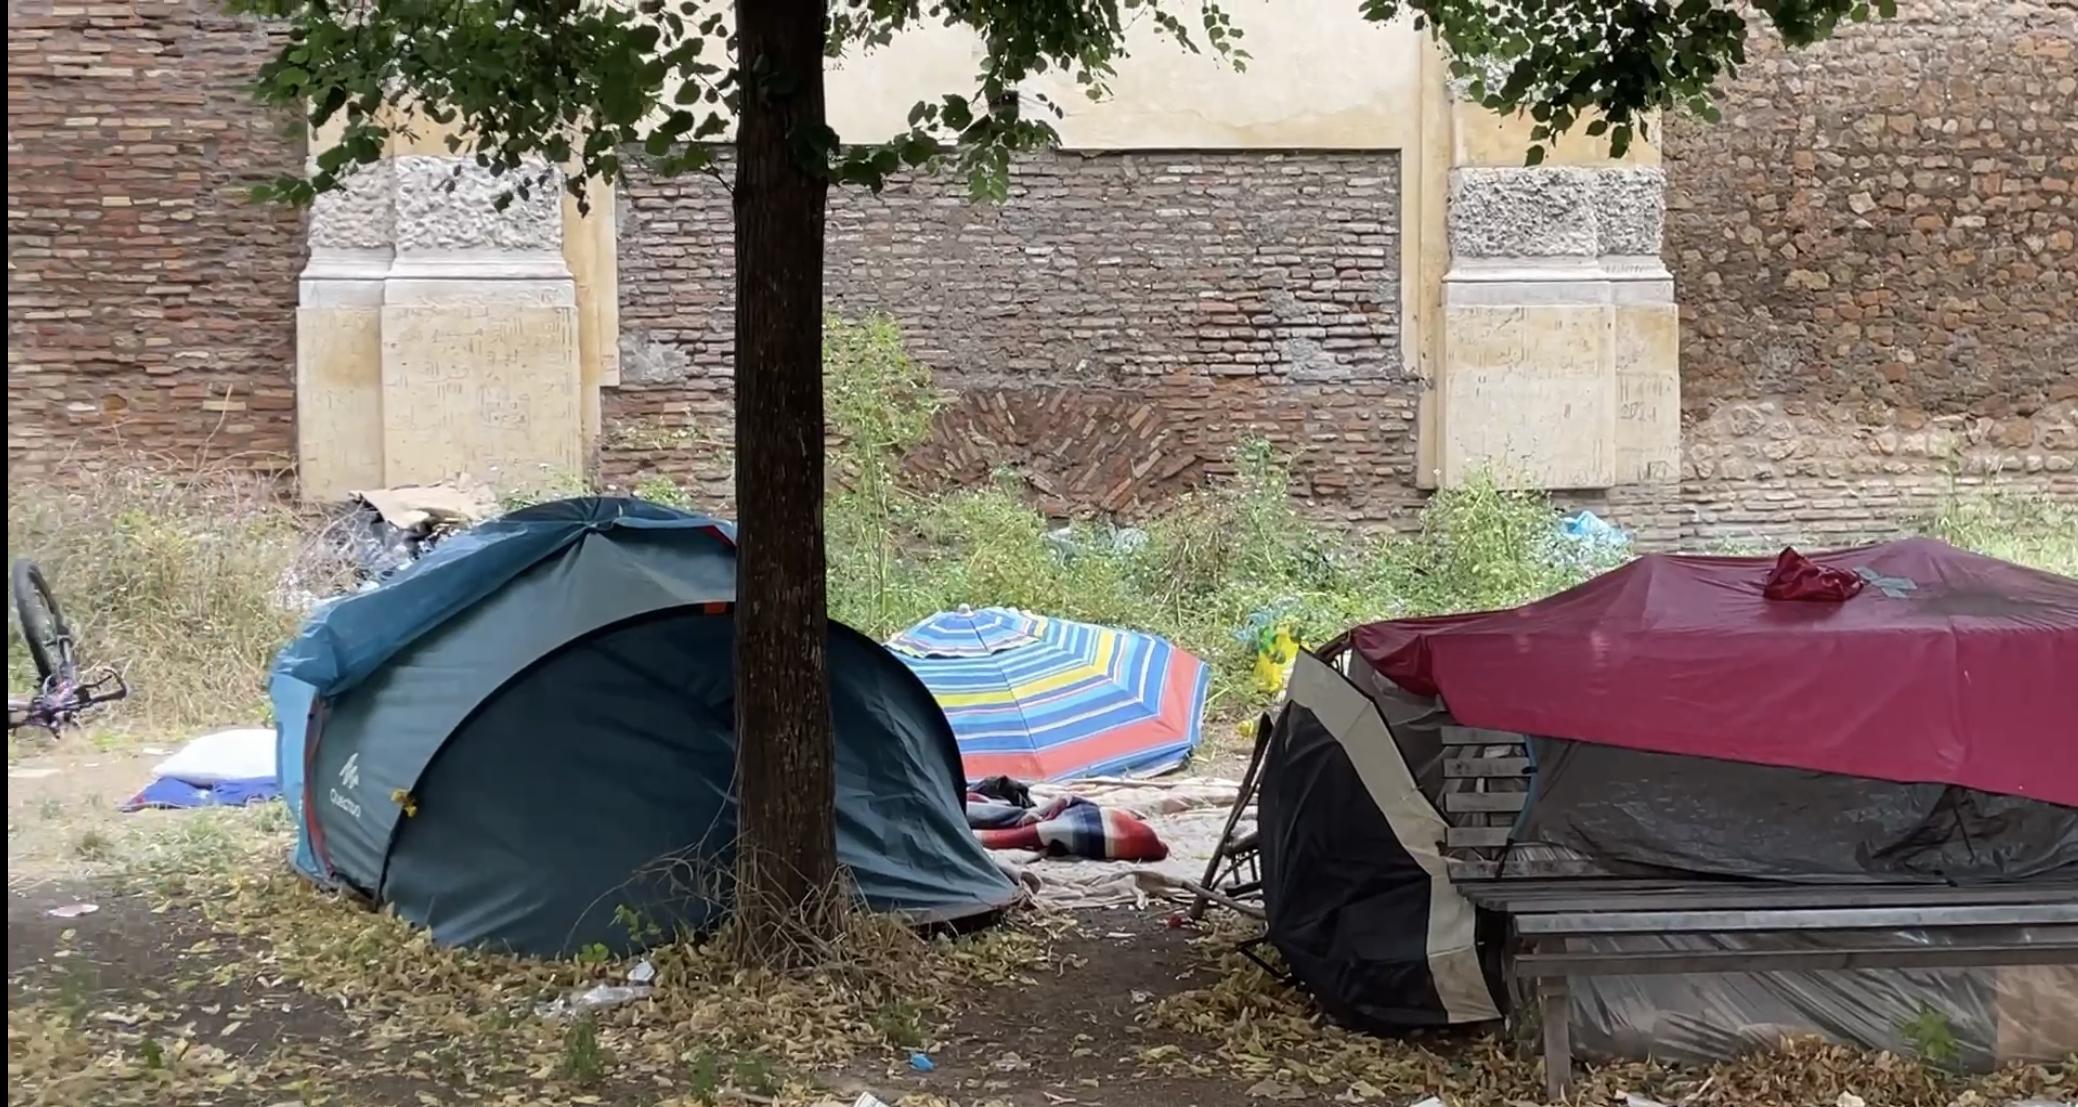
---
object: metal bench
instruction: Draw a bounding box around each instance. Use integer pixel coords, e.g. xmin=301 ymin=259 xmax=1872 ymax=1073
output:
xmin=1456 ymin=878 xmax=2078 ymax=1101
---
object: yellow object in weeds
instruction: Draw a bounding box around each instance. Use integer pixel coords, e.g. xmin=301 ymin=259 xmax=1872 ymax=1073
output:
xmin=1251 ymin=626 xmax=1301 ymax=697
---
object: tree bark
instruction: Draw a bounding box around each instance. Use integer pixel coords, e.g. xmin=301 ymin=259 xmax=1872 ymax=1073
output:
xmin=731 ymin=0 xmax=836 ymax=947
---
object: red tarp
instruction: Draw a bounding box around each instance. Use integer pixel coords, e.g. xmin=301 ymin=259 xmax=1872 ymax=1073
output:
xmin=1352 ymin=538 xmax=2078 ymax=807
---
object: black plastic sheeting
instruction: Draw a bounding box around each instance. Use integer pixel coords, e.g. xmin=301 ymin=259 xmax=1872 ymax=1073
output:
xmin=1521 ymin=739 xmax=2078 ymax=883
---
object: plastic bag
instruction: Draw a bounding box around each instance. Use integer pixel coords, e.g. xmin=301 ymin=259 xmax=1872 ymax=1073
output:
xmin=1565 ymin=930 xmax=2078 ymax=1069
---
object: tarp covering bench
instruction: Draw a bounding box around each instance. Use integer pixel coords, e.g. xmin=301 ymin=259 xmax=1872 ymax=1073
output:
xmin=1194 ymin=538 xmax=2078 ymax=1078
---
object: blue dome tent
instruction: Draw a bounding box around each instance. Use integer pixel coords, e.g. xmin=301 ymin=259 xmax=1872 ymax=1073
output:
xmin=272 ymin=498 xmax=1015 ymax=956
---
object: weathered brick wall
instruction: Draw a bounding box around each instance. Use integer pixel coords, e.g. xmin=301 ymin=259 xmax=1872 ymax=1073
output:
xmin=7 ymin=0 xmax=305 ymax=478
xmin=1661 ymin=0 xmax=2078 ymax=543
xmin=606 ymin=151 xmax=1422 ymax=521
xmin=10 ymin=0 xmax=2071 ymax=549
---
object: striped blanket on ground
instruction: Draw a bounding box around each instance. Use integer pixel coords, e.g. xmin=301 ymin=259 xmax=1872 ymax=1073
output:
xmin=967 ymin=793 xmax=1169 ymax=862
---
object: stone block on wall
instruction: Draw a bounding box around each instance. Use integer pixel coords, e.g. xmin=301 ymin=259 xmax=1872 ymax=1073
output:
xmin=291 ymin=151 xmax=587 ymax=496
xmin=297 ymin=159 xmax=395 ymax=498
xmin=1440 ymin=304 xmax=1616 ymax=487
xmin=1613 ymin=302 xmax=1681 ymax=483
xmin=378 ymin=303 xmax=583 ymax=488
xmin=296 ymin=305 xmax=386 ymax=497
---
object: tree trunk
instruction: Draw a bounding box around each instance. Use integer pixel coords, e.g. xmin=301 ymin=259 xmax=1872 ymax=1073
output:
xmin=731 ymin=0 xmax=836 ymax=949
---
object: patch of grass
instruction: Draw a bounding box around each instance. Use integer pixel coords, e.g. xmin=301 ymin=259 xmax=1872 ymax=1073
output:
xmin=7 ymin=465 xmax=351 ymax=735
xmin=1921 ymin=488 xmax=2078 ymax=578
xmin=685 ymin=1047 xmax=723 ymax=1102
xmin=71 ymin=827 xmax=114 ymax=861
xmin=47 ymin=958 xmax=101 ymax=1026
xmin=732 ymin=1051 xmax=781 ymax=1096
xmin=559 ymin=1013 xmax=610 ymax=1086
xmin=824 ymin=391 xmax=1619 ymax=728
xmin=870 ymin=996 xmax=929 ymax=1049
xmin=632 ymin=474 xmax=696 ymax=510
xmin=491 ymin=466 xmax=594 ymax=512
xmin=1899 ymin=1002 xmax=1963 ymax=1070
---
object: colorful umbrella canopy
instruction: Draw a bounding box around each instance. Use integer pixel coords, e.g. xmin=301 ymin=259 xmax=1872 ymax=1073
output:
xmin=888 ymin=607 xmax=1210 ymax=782
xmin=887 ymin=605 xmax=1041 ymax=658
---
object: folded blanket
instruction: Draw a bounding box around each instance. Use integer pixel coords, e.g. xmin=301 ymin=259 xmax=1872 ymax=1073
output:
xmin=974 ymin=795 xmax=1168 ymax=862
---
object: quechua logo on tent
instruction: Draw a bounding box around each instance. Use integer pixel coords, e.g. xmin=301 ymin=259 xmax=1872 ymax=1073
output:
xmin=330 ymin=752 xmax=364 ymax=820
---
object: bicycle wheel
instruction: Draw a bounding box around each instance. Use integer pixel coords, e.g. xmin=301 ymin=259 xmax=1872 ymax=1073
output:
xmin=11 ymin=559 xmax=75 ymax=685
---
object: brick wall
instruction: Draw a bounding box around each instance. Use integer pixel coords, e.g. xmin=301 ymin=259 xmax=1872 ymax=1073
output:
xmin=8 ymin=0 xmax=2071 ymax=548
xmin=7 ymin=0 xmax=305 ymax=478
xmin=606 ymin=151 xmax=1423 ymax=521
xmin=1659 ymin=0 xmax=2078 ymax=543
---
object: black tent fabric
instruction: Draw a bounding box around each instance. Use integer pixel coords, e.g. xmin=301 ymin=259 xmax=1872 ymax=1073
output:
xmin=1257 ymin=651 xmax=1504 ymax=1030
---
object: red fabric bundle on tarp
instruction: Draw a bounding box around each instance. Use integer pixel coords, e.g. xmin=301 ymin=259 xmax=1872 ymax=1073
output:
xmin=1763 ymin=546 xmax=1867 ymax=602
xmin=1351 ymin=538 xmax=2078 ymax=807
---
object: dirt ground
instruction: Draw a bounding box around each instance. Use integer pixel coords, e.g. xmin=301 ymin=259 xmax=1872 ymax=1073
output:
xmin=8 ymin=741 xmax=2071 ymax=1107
xmin=7 ymin=877 xmax=1331 ymax=1107
xmin=4 ymin=742 xmax=1376 ymax=1107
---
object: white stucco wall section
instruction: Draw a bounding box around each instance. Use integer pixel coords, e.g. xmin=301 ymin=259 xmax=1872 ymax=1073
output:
xmin=826 ymin=0 xmax=1425 ymax=152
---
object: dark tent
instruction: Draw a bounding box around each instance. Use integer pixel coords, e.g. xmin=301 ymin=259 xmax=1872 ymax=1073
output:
xmin=1250 ymin=539 xmax=2078 ymax=1039
xmin=1257 ymin=652 xmax=1507 ymax=1030
xmin=273 ymin=497 xmax=1016 ymax=956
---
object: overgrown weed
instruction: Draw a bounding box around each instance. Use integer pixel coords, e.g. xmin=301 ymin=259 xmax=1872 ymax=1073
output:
xmin=6 ymin=464 xmax=351 ymax=733
xmin=1921 ymin=487 xmax=2078 ymax=578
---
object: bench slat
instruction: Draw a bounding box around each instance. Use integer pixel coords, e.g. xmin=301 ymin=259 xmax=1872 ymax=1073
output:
xmin=1461 ymin=882 xmax=2078 ymax=914
xmin=1515 ymin=904 xmax=2078 ymax=935
xmin=1443 ymin=757 xmax=1531 ymax=779
xmin=1516 ymin=940 xmax=2078 ymax=978
xmin=1444 ymin=791 xmax=1528 ymax=814
xmin=1439 ymin=726 xmax=1525 ymax=747
xmin=1445 ymin=827 xmax=1513 ymax=849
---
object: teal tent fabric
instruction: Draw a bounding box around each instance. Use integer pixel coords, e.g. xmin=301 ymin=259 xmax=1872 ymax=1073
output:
xmin=272 ymin=497 xmax=1015 ymax=955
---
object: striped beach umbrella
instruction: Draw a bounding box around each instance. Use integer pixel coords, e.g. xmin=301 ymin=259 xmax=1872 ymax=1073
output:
xmin=888 ymin=607 xmax=1211 ymax=782
xmin=887 ymin=605 xmax=1042 ymax=658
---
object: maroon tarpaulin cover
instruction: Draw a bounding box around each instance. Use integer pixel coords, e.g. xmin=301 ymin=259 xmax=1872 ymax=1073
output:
xmin=1351 ymin=538 xmax=2078 ymax=807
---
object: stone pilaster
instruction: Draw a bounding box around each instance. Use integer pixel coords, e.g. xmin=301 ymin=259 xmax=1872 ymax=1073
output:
xmin=378 ymin=156 xmax=582 ymax=489
xmin=297 ymin=160 xmax=394 ymax=499
xmin=1429 ymin=106 xmax=1680 ymax=490
xmin=294 ymin=149 xmax=587 ymax=497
